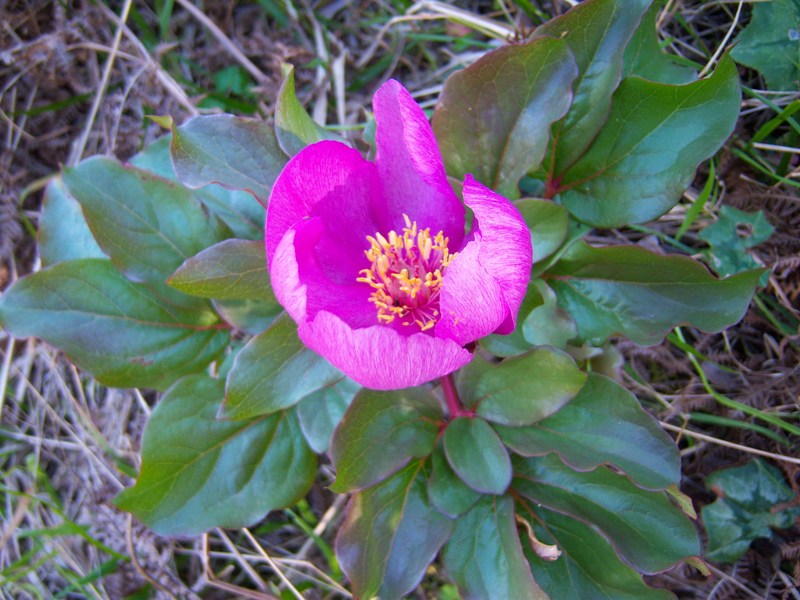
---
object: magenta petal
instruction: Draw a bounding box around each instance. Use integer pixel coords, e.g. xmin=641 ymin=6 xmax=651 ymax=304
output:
xmin=300 ymin=311 xmax=473 ymax=389
xmin=271 ymin=218 xmax=376 ymax=328
xmin=436 ymin=236 xmax=508 ymax=346
xmin=373 ymin=80 xmax=464 ymax=244
xmin=266 ymin=141 xmax=378 ymax=264
xmin=462 ymin=175 xmax=532 ymax=334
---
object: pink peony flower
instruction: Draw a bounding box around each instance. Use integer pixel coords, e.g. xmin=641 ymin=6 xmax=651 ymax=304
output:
xmin=265 ymin=80 xmax=532 ymax=390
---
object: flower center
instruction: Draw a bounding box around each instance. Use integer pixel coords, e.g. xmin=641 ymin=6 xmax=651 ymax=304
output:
xmin=357 ymin=214 xmax=456 ymax=331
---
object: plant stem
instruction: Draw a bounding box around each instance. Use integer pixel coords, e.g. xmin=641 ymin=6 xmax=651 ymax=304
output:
xmin=440 ymin=373 xmax=472 ymax=419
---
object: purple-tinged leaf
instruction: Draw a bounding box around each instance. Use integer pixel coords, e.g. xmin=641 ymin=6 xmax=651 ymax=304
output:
xmin=497 ymin=373 xmax=680 ymax=490
xmin=330 ymin=387 xmax=442 ymax=493
xmin=171 ymin=114 xmax=287 ymax=204
xmin=523 ymin=508 xmax=674 ymax=599
xmin=458 ymin=348 xmax=586 ymax=426
xmin=169 ymin=239 xmax=274 ymax=301
xmin=428 ymin=443 xmax=480 ymax=518
xmin=513 ymin=454 xmax=700 ymax=574
xmin=442 ymin=495 xmax=547 ymax=600
xmin=443 ymin=417 xmax=511 ymax=495
xmin=547 ymin=241 xmax=764 ymax=346
xmin=336 ymin=462 xmax=454 ymax=600
xmin=555 ymin=57 xmax=740 ymax=227
xmin=224 ymin=313 xmax=342 ymax=419
xmin=114 ymin=375 xmax=315 ymax=536
xmin=433 ymin=36 xmax=577 ymax=198
xmin=0 ymin=259 xmax=228 ymax=391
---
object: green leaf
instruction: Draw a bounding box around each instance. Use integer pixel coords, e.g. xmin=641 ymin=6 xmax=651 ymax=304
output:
xmin=330 ymin=387 xmax=442 ymax=493
xmin=211 ymin=298 xmax=282 ymax=335
xmin=623 ymin=2 xmax=697 ymax=84
xmin=480 ymin=282 xmax=543 ymax=358
xmin=732 ymin=0 xmax=800 ymax=91
xmin=0 ymin=259 xmax=228 ymax=391
xmin=275 ymin=63 xmax=344 ymax=156
xmin=458 ymin=348 xmax=586 ymax=426
xmin=497 ymin=373 xmax=680 ymax=490
xmin=62 ymin=156 xmax=229 ymax=305
xmin=171 ymin=114 xmax=287 ymax=203
xmin=513 ymin=454 xmax=700 ymax=574
xmin=535 ymin=0 xmax=652 ymax=171
xmin=699 ymin=206 xmax=774 ymax=280
xmin=38 ymin=175 xmax=105 ymax=267
xmin=128 ymin=134 xmax=176 ymax=178
xmin=702 ymin=459 xmax=800 ymax=563
xmin=557 ymin=56 xmax=741 ymax=227
xmin=515 ymin=199 xmax=569 ymax=265
xmin=168 ymin=239 xmax=274 ymax=301
xmin=336 ymin=462 xmax=454 ymax=600
xmin=442 ymin=495 xmax=547 ymax=600
xmin=130 ymin=133 xmax=264 ymax=239
xmin=428 ymin=443 xmax=481 ymax=518
xmin=522 ymin=280 xmax=577 ymax=349
xmin=443 ymin=417 xmax=512 ymax=495
xmin=433 ymin=36 xmax=578 ymax=198
xmin=114 ymin=375 xmax=316 ymax=536
xmin=295 ymin=378 xmax=360 ymax=453
xmin=223 ymin=314 xmax=342 ymax=419
xmin=548 ymin=241 xmax=764 ymax=346
xmin=194 ymin=186 xmax=265 ymax=241
xmin=524 ymin=508 xmax=674 ymax=600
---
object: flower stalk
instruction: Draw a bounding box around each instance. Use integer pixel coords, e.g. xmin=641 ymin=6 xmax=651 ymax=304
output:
xmin=440 ymin=372 xmax=473 ymax=419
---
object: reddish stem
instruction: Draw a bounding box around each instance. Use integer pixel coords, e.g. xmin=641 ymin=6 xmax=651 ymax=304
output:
xmin=440 ymin=373 xmax=474 ymax=419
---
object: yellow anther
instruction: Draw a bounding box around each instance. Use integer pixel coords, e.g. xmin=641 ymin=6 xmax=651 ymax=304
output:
xmin=359 ymin=214 xmax=457 ymax=331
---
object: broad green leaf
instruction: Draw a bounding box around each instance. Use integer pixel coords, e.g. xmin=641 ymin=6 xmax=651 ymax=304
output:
xmin=433 ymin=36 xmax=577 ymax=198
xmin=534 ymin=0 xmax=652 ymax=171
xmin=168 ymin=239 xmax=274 ymax=301
xmin=732 ymin=0 xmax=800 ymax=91
xmin=330 ymin=387 xmax=442 ymax=493
xmin=702 ymin=459 xmax=800 ymax=563
xmin=513 ymin=454 xmax=700 ymax=574
xmin=38 ymin=175 xmax=105 ymax=267
xmin=211 ymin=298 xmax=281 ymax=335
xmin=497 ymin=373 xmax=680 ymax=490
xmin=131 ymin=133 xmax=264 ymax=239
xmin=524 ymin=508 xmax=674 ymax=600
xmin=223 ymin=314 xmax=342 ymax=419
xmin=480 ymin=282 xmax=543 ymax=358
xmin=62 ymin=156 xmax=229 ymax=305
xmin=275 ymin=63 xmax=344 ymax=156
xmin=623 ymin=2 xmax=697 ymax=84
xmin=699 ymin=206 xmax=774 ymax=280
xmin=194 ymin=186 xmax=264 ymax=241
xmin=442 ymin=495 xmax=547 ymax=600
xmin=515 ymin=199 xmax=569 ymax=265
xmin=428 ymin=443 xmax=480 ymax=518
xmin=129 ymin=134 xmax=176 ymax=179
xmin=171 ymin=114 xmax=287 ymax=203
xmin=0 ymin=259 xmax=228 ymax=391
xmin=556 ymin=57 xmax=740 ymax=227
xmin=522 ymin=280 xmax=577 ymax=349
xmin=443 ymin=417 xmax=512 ymax=495
xmin=336 ymin=462 xmax=454 ymax=600
xmin=548 ymin=241 xmax=764 ymax=346
xmin=458 ymin=348 xmax=586 ymax=426
xmin=114 ymin=375 xmax=315 ymax=536
xmin=296 ymin=378 xmax=360 ymax=453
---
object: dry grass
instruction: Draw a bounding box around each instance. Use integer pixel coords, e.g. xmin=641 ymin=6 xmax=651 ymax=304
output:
xmin=1 ymin=1 xmax=799 ymax=598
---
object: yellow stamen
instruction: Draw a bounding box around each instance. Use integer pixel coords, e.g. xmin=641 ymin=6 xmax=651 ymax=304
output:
xmin=356 ymin=214 xmax=456 ymax=331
